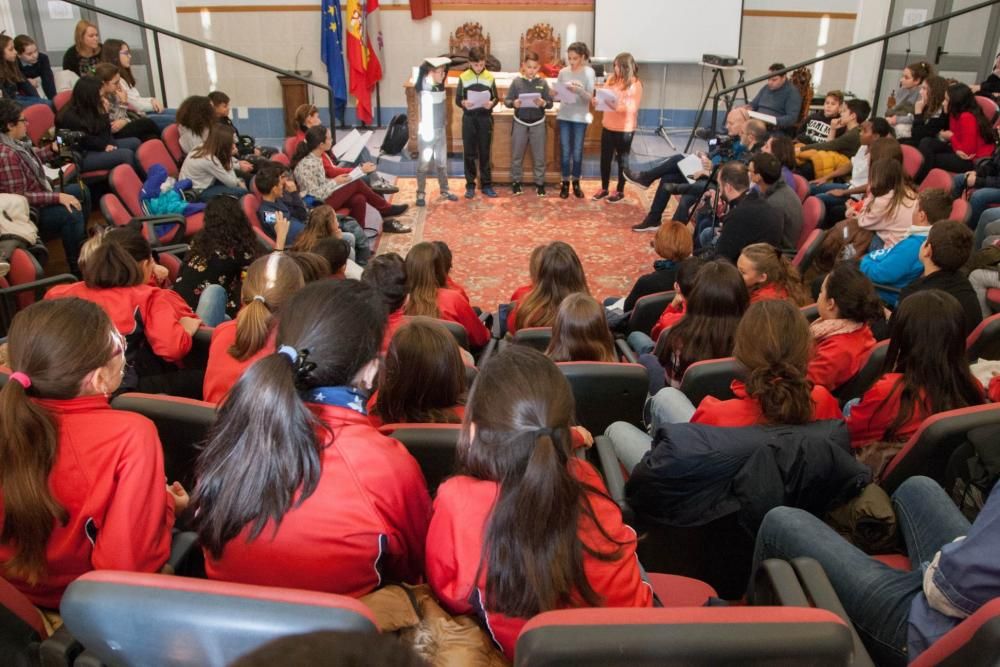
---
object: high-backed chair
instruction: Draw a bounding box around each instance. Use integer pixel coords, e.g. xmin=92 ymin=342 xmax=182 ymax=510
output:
xmin=791 ymin=173 xmax=809 ymax=202
xmin=832 ymin=339 xmax=889 ymax=403
xmin=512 ymin=326 xmax=552 ymax=352
xmin=449 ymin=22 xmax=491 ymax=58
xmin=23 ymin=103 xmax=54 ymax=146
xmin=514 ymin=606 xmax=854 ymax=666
xmin=919 ymin=167 xmax=954 ymax=193
xmin=439 ymin=319 xmax=470 ymax=351
xmin=109 ymin=164 xmax=197 ymax=240
xmin=60 ymin=571 xmax=378 ymax=667
xmin=520 ymin=23 xmax=562 ymax=72
xmin=911 ymin=598 xmax=1000 ymax=667
xmin=239 ymin=194 xmax=276 ymax=251
xmin=950 ymin=197 xmax=971 ymax=226
xmin=557 ymin=362 xmax=647 ymax=434
xmin=790 ymin=67 xmax=814 ymax=132
xmin=799 ymin=196 xmax=825 ymax=249
xmin=966 ymin=312 xmax=1000 ymax=361
xmin=975 ymin=95 xmax=999 ymax=124
xmin=628 ymin=290 xmax=675 ymax=335
xmin=378 ymin=423 xmax=460 ymax=493
xmin=137 ymin=139 xmax=180 ymax=180
xmin=678 ymin=357 xmax=742 ymax=408
xmin=901 ymin=144 xmax=924 ymax=180
xmin=161 ymin=123 xmax=185 ymax=164
xmin=792 ymin=228 xmax=825 ymax=274
xmin=0 ymin=249 xmax=75 ymax=335
xmin=52 ymin=90 xmax=72 ymax=112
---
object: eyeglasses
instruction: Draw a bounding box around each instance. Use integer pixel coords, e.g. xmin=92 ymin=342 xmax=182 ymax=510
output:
xmin=15 ymin=118 xmax=28 ymax=125
xmin=119 ymin=50 xmax=131 ymax=56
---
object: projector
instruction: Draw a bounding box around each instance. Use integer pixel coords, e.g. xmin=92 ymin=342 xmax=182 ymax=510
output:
xmin=703 ymin=54 xmax=742 ymax=67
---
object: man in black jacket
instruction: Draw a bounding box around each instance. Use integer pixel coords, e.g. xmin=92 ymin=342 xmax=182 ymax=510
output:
xmin=700 ymin=161 xmax=783 ymax=263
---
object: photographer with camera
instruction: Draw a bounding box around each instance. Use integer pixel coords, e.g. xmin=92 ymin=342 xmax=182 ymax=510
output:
xmin=55 ymin=76 xmax=140 ymax=174
xmin=699 ymin=160 xmax=783 ymax=262
xmin=626 ymin=119 xmax=769 ymax=232
xmin=0 ymin=98 xmax=87 ymax=275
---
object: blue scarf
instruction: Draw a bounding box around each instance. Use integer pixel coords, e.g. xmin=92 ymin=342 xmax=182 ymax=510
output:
xmin=303 ymin=386 xmax=368 ymax=415
xmin=653 ymin=259 xmax=677 ymax=272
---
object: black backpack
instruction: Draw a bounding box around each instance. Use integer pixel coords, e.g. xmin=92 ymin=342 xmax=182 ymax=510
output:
xmin=380 ymin=114 xmax=409 ymax=156
xmin=946 ymin=423 xmax=1000 ymax=521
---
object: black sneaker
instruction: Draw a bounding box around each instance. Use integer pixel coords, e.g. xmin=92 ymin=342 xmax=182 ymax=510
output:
xmin=536 ymin=184 xmax=546 ymax=197
xmin=631 ymin=218 xmax=660 ymax=232
xmin=385 ymin=203 xmax=409 ymax=217
xmin=624 ymin=167 xmax=655 ymax=189
xmin=607 ymin=191 xmax=625 ymax=203
xmin=383 ymin=219 xmax=412 ymax=234
xmin=572 ymin=180 xmax=584 ymax=198
xmin=512 ymin=182 xmax=523 ymax=196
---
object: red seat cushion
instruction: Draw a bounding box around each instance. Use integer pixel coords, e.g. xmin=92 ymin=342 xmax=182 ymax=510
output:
xmin=647 ymin=573 xmax=717 ymax=607
xmin=873 ymin=554 xmax=912 ymax=571
xmin=987 ymin=288 xmax=1000 ymax=314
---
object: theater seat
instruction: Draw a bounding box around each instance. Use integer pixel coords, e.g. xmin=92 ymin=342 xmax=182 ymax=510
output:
xmin=108 ymin=164 xmax=195 ymax=242
xmin=0 ymin=249 xmax=75 ymax=335
xmin=137 ymin=139 xmax=180 ymax=180
xmin=901 ymin=144 xmax=924 ymax=180
xmin=966 ymin=313 xmax=1000 ymax=361
xmin=378 ymin=423 xmax=459 ymax=493
xmin=59 ymin=571 xmax=377 ymax=667
xmin=161 ymin=123 xmax=185 ymax=164
xmin=627 ymin=290 xmax=675 ymax=336
xmin=512 ymin=326 xmax=552 ymax=352
xmin=557 ymin=362 xmax=648 ymax=434
xmin=645 ymin=573 xmax=717 ymax=608
xmin=514 ymin=606 xmax=854 ymax=666
xmin=799 ymin=196 xmax=825 ymax=249
xmin=919 ymin=168 xmax=953 ymax=193
xmin=911 ymin=598 xmax=1000 ymax=667
xmin=793 ymin=228 xmax=825 ymax=274
xmin=438 ymin=319 xmax=470 ymax=351
xmin=678 ymin=357 xmax=742 ymax=408
xmin=833 ymin=339 xmax=889 ymax=404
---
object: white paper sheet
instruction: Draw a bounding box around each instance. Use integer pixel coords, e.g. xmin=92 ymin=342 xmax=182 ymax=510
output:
xmin=678 ymin=154 xmax=707 ymax=183
xmin=748 ymin=110 xmax=778 ymax=125
xmin=466 ymin=89 xmax=492 ymax=109
xmin=595 ymin=88 xmax=618 ymax=112
xmin=554 ymin=81 xmax=578 ymax=104
xmin=332 ymin=129 xmax=373 ymax=163
xmin=518 ymin=92 xmax=542 ymax=107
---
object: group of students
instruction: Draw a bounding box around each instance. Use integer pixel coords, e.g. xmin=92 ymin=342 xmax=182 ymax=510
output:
xmin=416 ymin=44 xmax=642 ymax=202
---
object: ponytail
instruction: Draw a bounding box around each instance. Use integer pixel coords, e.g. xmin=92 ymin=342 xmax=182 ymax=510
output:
xmin=745 ymin=362 xmax=814 ymax=425
xmin=291 ymin=125 xmax=329 ymax=170
xmin=230 ymin=254 xmax=305 ymax=361
xmin=230 ymin=299 xmax=273 ymax=361
xmin=741 ymin=243 xmax=810 ymax=306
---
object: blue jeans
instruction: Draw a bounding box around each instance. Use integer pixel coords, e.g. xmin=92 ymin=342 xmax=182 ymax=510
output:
xmin=36 ymin=182 xmax=89 ymax=275
xmin=559 ymin=120 xmax=587 ymax=180
xmin=197 ymin=183 xmax=249 ymax=202
xmin=80 ymin=138 xmax=139 ymax=172
xmin=976 ymin=208 xmax=1000 ymax=249
xmin=751 ymin=476 xmax=970 ymax=667
xmin=627 ymin=331 xmax=655 ymax=355
xmin=605 ymin=421 xmax=655 ymax=472
xmin=971 ymin=190 xmax=1000 ymax=246
xmin=648 ymin=386 xmax=697 ymax=432
xmin=338 ymin=216 xmax=370 ymax=264
xmin=146 ymin=110 xmax=177 ymax=132
xmin=195 ymin=283 xmax=230 ymax=327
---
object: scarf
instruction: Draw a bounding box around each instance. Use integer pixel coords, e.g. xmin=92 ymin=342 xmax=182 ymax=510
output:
xmin=0 ymin=133 xmax=51 ymax=192
xmin=810 ymin=318 xmax=864 ymax=341
xmin=653 ymin=259 xmax=677 ymax=272
xmin=304 ymin=385 xmax=368 ymax=415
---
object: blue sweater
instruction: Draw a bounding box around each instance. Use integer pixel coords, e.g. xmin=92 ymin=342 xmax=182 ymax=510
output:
xmin=858 ymin=229 xmax=928 ymax=306
xmin=750 ymin=80 xmax=802 ymax=128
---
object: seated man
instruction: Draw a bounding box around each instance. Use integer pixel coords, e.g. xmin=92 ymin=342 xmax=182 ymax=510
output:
xmin=750 ymin=152 xmax=802 ymax=249
xmin=860 ymin=188 xmax=951 ymax=306
xmin=740 ymin=63 xmax=803 ymax=133
xmin=627 ymin=120 xmax=769 ymax=232
xmin=701 ymin=161 xmax=783 ymax=262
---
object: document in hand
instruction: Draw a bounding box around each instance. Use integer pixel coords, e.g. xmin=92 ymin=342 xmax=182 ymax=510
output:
xmin=595 ymin=88 xmax=618 ymax=112
xmin=554 ymin=81 xmax=577 ymax=103
xmin=466 ymin=89 xmax=492 ymax=109
xmin=518 ymin=92 xmax=542 ymax=106
xmin=678 ymin=154 xmax=706 ymax=183
xmin=748 ymin=110 xmax=778 ymax=126
xmin=332 ymin=165 xmax=367 ymax=192
xmin=333 ymin=129 xmax=373 ymax=163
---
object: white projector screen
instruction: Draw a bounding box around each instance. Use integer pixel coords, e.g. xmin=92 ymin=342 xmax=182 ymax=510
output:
xmin=593 ymin=0 xmax=743 ymax=64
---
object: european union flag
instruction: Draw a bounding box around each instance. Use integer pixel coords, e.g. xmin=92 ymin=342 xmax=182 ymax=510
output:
xmin=321 ymin=0 xmax=348 ymax=123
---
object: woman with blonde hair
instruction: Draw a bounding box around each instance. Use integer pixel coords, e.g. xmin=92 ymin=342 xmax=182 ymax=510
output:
xmin=404 ymin=242 xmax=489 ymax=348
xmin=510 ymin=241 xmax=589 ymax=333
xmin=62 ymin=20 xmax=101 ymax=77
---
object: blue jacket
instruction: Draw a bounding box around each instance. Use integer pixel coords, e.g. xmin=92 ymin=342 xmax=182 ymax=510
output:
xmin=908 ymin=478 xmax=1000 ymax=660
xmin=859 ymin=230 xmax=927 ymax=306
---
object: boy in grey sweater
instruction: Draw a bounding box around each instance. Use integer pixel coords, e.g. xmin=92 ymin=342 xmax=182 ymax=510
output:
xmin=504 ymin=51 xmax=554 ymax=196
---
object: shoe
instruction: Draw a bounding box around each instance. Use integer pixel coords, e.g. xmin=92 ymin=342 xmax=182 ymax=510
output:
xmin=624 ymin=167 xmax=655 ymax=189
xmin=416 ymin=195 xmax=426 ymax=207
xmin=482 ymin=186 xmax=498 ymax=198
xmin=559 ymin=181 xmax=569 ymax=199
xmin=371 ymin=178 xmax=399 ymax=195
xmin=607 ymin=191 xmax=625 ymax=203
xmin=383 ymin=219 xmax=412 ymax=234
xmin=572 ymin=180 xmax=584 ymax=198
xmin=385 ymin=203 xmax=409 ymax=217
xmin=441 ymin=191 xmax=459 ymax=202
xmin=631 ymin=218 xmax=660 ymax=232
xmin=592 ymin=189 xmax=609 ymax=200
xmin=536 ymin=184 xmax=546 ymax=197
xmin=512 ymin=182 xmax=523 ymax=196
xmin=465 ymin=185 xmax=476 ymax=199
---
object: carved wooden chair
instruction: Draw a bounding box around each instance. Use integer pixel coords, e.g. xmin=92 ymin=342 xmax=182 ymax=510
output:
xmin=449 ymin=22 xmax=491 ymax=58
xmin=520 ymin=23 xmax=563 ymax=71
xmin=790 ymin=66 xmax=814 ymax=130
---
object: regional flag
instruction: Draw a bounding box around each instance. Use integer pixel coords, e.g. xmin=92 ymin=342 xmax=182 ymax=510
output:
xmin=345 ymin=0 xmax=383 ymax=126
xmin=321 ymin=0 xmax=348 ymax=123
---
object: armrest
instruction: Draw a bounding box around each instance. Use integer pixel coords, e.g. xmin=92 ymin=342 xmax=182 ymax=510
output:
xmin=476 ymin=336 xmax=498 ymax=369
xmin=71 ymin=650 xmax=104 ymax=667
xmin=155 ymin=243 xmax=190 ymax=259
xmin=594 ymin=435 xmax=627 ymax=508
xmin=790 ymin=557 xmax=876 ymax=667
xmin=748 ymin=558 xmax=810 ymax=607
xmin=39 ymin=625 xmax=83 ymax=667
xmin=128 ymin=214 xmax=187 ymax=248
xmin=0 ymin=274 xmax=76 ymax=297
xmin=616 ymin=338 xmax=638 ymax=364
xmin=873 ymin=283 xmax=902 ymax=295
xmin=167 ymin=530 xmax=204 ymax=577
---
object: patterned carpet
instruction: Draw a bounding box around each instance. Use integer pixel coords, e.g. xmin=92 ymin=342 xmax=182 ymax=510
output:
xmin=377 ymin=178 xmax=662 ymax=309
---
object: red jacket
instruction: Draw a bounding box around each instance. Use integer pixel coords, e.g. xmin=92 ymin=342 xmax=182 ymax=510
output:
xmin=203 ymin=320 xmax=274 ymax=404
xmin=0 ymin=395 xmax=174 ymax=609
xmin=509 ymin=284 xmax=532 ymax=303
xmin=807 ymin=326 xmax=876 ymax=390
xmin=691 ymin=379 xmax=842 ymax=427
xmin=650 ymin=302 xmax=686 ymax=342
xmin=749 ymin=283 xmax=790 ymax=304
xmin=950 ymin=111 xmax=994 ymax=160
xmin=425 ymin=460 xmax=653 ymax=657
xmin=380 ymin=308 xmax=408 ymax=355
xmin=846 ymin=373 xmax=921 ymax=448
xmin=446 ymin=276 xmax=470 ymax=303
xmin=437 ymin=288 xmax=490 ymax=348
xmin=46 ymin=282 xmax=195 ymax=364
xmin=205 ymin=404 xmax=432 ymax=597
xmin=989 ymin=375 xmax=1000 ymax=403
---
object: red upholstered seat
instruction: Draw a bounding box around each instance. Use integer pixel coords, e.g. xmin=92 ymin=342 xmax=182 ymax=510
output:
xmin=911 ymin=597 xmax=1000 ymax=666
xmin=872 ymin=553 xmax=912 ymax=571
xmin=920 ymin=167 xmax=955 ymax=193
xmin=799 ymin=196 xmax=825 ymax=249
xmin=23 ymin=103 xmax=54 ymax=146
xmin=646 ymin=573 xmax=717 ymax=607
xmin=901 ymin=144 xmax=924 ymax=179
xmin=137 ymin=139 xmax=179 ymax=180
xmin=161 ymin=123 xmax=185 ymax=164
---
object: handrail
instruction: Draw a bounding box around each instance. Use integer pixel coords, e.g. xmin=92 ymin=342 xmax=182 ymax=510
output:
xmin=703 ymin=0 xmax=1000 ymax=137
xmin=56 ymin=0 xmax=333 ymax=111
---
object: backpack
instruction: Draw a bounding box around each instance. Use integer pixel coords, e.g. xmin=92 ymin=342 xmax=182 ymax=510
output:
xmin=946 ymin=423 xmax=1000 ymax=521
xmin=380 ymin=114 xmax=409 ymax=156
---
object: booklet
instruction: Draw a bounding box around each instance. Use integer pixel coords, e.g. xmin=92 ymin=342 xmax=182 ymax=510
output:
xmin=678 ymin=154 xmax=707 ymax=183
xmin=466 ymin=89 xmax=492 ymax=109
xmin=748 ymin=110 xmax=778 ymax=125
xmin=518 ymin=92 xmax=542 ymax=107
xmin=595 ymin=88 xmax=618 ymax=112
xmin=332 ymin=129 xmax=373 ymax=163
xmin=332 ymin=165 xmax=367 ymax=191
xmin=554 ymin=81 xmax=578 ymax=104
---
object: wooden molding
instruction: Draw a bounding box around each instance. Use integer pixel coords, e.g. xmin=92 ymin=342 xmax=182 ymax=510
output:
xmin=178 ymin=3 xmax=593 ymax=13
xmin=743 ymin=10 xmax=856 ymax=20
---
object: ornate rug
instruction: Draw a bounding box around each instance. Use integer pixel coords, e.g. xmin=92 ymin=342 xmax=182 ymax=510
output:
xmin=377 ymin=178 xmax=663 ymax=309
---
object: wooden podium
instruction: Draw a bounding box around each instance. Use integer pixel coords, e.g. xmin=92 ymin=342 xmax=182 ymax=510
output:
xmin=278 ymin=74 xmax=310 ymax=136
xmin=404 ymin=75 xmax=604 ymax=184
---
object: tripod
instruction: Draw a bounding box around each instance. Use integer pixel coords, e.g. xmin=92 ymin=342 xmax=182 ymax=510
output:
xmin=684 ymin=62 xmax=750 ymax=152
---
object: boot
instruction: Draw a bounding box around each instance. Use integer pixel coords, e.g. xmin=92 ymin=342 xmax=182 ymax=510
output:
xmin=559 ymin=181 xmax=570 ymax=199
xmin=572 ymin=180 xmax=584 ymax=198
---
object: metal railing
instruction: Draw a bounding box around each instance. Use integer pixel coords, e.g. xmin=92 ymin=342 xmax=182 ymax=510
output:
xmin=56 ymin=0 xmax=336 ymax=122
xmin=699 ymin=0 xmax=1000 ymax=143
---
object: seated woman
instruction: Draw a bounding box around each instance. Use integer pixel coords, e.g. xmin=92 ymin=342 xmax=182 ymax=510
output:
xmin=902 ymin=75 xmax=948 ymax=147
xmin=647 ymin=299 xmax=840 ymax=433
xmin=509 ymin=243 xmax=547 ymax=304
xmin=622 ymin=221 xmax=693 ymax=313
xmin=426 ymin=346 xmax=653 ymax=659
xmin=0 ymin=98 xmax=87 ymax=275
xmin=432 ymin=240 xmax=470 ymax=303
xmin=45 ymin=228 xmax=203 ymax=398
xmin=0 ymin=298 xmax=182 ymax=609
xmin=14 ymin=34 xmax=56 ymax=100
xmin=808 ymin=262 xmax=881 ymax=391
xmin=191 ymin=279 xmax=431 ymax=596
xmin=291 ymin=204 xmax=364 ymax=277
xmin=846 ymin=289 xmax=983 ymax=451
xmin=641 ymin=260 xmax=748 ymax=395
xmin=291 ymin=125 xmax=410 ymax=234
xmin=61 ymin=20 xmax=100 ymax=77
xmin=885 ymin=61 xmax=933 ymax=139
xmin=510 ymin=241 xmax=589 ymax=333
xmin=737 ymin=243 xmax=810 ymax=305
xmin=100 ymin=39 xmax=175 ymax=131
xmin=179 ymin=124 xmax=250 ymax=202
xmin=753 ymin=475 xmax=1000 ymax=667
xmin=55 ymin=75 xmax=139 ymax=173
xmin=362 ymin=253 xmax=408 ymax=355
xmin=846 ymin=157 xmax=918 ymax=252
xmin=764 ymin=133 xmax=798 ymax=190
xmin=175 ymin=95 xmax=216 ymax=156
xmin=404 ymin=242 xmax=489 ymax=349
xmin=203 ymin=253 xmax=304 ymax=404
xmin=0 ymin=35 xmax=49 ymax=108
xmin=173 ymin=195 xmax=263 ymax=326
xmin=373 ymin=318 xmax=467 ymax=426
xmin=94 ymin=63 xmax=160 ymax=143
xmin=914 ymin=82 xmax=996 ymax=183
xmin=546 ymin=292 xmax=617 ymax=363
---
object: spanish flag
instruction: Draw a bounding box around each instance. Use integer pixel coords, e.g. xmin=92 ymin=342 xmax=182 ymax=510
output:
xmin=345 ymin=0 xmax=382 ymax=125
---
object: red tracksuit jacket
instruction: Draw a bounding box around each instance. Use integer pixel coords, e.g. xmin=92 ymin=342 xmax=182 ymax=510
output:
xmin=380 ymin=308 xmax=408 ymax=355
xmin=203 ymin=320 xmax=275 ymax=404
xmin=0 ymin=395 xmax=175 ymax=608
xmin=650 ymin=302 xmax=686 ymax=342
xmin=425 ymin=459 xmax=653 ymax=657
xmin=807 ymin=326 xmax=876 ymax=390
xmin=436 ymin=288 xmax=489 ymax=348
xmin=204 ymin=404 xmax=432 ymax=597
xmin=691 ymin=380 xmax=842 ymax=426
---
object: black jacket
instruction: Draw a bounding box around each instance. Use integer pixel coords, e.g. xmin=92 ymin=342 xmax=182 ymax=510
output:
xmin=56 ymin=107 xmax=114 ymax=153
xmin=624 ymin=419 xmax=869 ymax=533
xmin=713 ymin=190 xmax=784 ymax=263
xmin=624 ymin=261 xmax=678 ymax=312
xmin=18 ymin=52 xmax=56 ymax=99
xmin=897 ymin=270 xmax=983 ymax=337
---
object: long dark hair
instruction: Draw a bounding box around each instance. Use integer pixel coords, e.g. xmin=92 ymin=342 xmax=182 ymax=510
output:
xmin=546 ymin=292 xmax=616 ymax=363
xmin=187 ymin=195 xmax=261 ymax=264
xmin=190 ymin=123 xmax=238 ymax=168
xmin=515 ymin=242 xmax=589 ymax=330
xmin=404 ymin=242 xmax=445 ymax=318
xmin=822 ymin=262 xmax=883 ymax=324
xmin=460 ymin=346 xmax=623 ymax=617
xmin=176 ymin=95 xmax=216 ymax=137
xmin=58 ymin=76 xmax=108 ymax=135
xmin=734 ymin=300 xmax=814 ymax=424
xmin=191 ymin=279 xmax=387 ymax=558
xmin=291 ymin=125 xmax=329 ymax=169
xmin=375 ymin=318 xmax=466 ymax=424
xmin=0 ymin=36 xmax=25 ymax=84
xmin=0 ymin=299 xmax=119 ymax=583
xmin=946 ymin=82 xmax=996 ymax=145
xmin=877 ymin=290 xmax=983 ymax=440
xmin=100 ymin=38 xmax=135 ymax=87
xmin=659 ymin=260 xmax=749 ymax=381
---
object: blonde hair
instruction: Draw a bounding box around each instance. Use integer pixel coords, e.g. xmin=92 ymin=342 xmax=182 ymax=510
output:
xmin=608 ymin=52 xmax=638 ymax=89
xmin=74 ymin=20 xmax=99 ymax=56
xmin=230 ymin=254 xmax=305 ymax=361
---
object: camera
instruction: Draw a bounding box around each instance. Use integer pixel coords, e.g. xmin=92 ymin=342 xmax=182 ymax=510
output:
xmin=54 ymin=129 xmax=87 ymax=165
xmin=707 ymin=134 xmax=736 ymax=160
